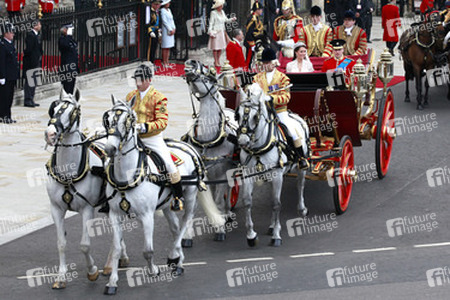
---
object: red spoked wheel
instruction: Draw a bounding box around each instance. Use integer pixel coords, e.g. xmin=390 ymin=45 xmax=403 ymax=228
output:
xmin=375 ymin=89 xmax=395 ymax=179
xmin=333 ymin=136 xmax=355 ymax=215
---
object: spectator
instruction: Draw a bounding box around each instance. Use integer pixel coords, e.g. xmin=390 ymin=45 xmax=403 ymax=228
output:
xmin=23 ymin=20 xmax=43 ymax=108
xmin=382 ymin=0 xmax=401 ymax=56
xmin=58 ymin=24 xmax=79 ymax=95
xmin=265 ymin=0 xmax=280 ymax=40
xmin=226 ymin=28 xmax=246 ymax=70
xmin=147 ymin=0 xmax=162 ymax=63
xmin=0 ymin=24 xmax=19 ymax=124
xmin=365 ymin=0 xmax=375 ymax=43
xmin=351 ymin=0 xmax=370 ymax=30
xmin=160 ymin=0 xmax=176 ymax=67
xmin=286 ymin=42 xmax=314 ymax=73
xmin=208 ymin=0 xmax=236 ymax=67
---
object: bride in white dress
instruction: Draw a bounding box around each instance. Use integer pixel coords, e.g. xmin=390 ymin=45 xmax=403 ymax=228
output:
xmin=286 ymin=42 xmax=315 ymax=73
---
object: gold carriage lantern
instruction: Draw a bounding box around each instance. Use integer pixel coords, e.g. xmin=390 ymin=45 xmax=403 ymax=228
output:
xmin=377 ymin=48 xmax=394 ymax=96
xmin=220 ymin=60 xmax=237 ymax=89
xmin=350 ymin=59 xmax=368 ymax=100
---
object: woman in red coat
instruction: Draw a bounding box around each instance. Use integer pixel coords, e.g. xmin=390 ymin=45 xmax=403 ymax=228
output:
xmin=382 ymin=0 xmax=401 ymax=56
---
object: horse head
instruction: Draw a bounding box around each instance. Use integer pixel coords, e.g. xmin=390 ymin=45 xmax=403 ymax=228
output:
xmin=184 ymin=59 xmax=224 ymax=100
xmin=236 ymin=83 xmax=270 ymax=148
xmin=103 ymin=95 xmax=137 ymax=157
xmin=45 ymin=88 xmax=82 ymax=146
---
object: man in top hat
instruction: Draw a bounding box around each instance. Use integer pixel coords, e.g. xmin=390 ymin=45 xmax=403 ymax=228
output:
xmin=332 ymin=10 xmax=368 ymax=55
xmin=252 ymin=48 xmax=309 ymax=169
xmin=321 ymin=39 xmax=356 ymax=82
xmin=273 ymin=0 xmax=304 ymax=69
xmin=23 ymin=20 xmax=43 ymax=108
xmin=244 ymin=1 xmax=265 ymax=68
xmin=58 ymin=23 xmax=79 ymax=94
xmin=298 ymin=6 xmax=333 ymax=57
xmin=147 ymin=0 xmax=162 ymax=63
xmin=0 ymin=23 xmax=20 ymax=124
xmin=127 ymin=64 xmax=185 ymax=211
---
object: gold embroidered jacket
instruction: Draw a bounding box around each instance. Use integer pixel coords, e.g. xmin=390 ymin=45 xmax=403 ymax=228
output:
xmin=298 ymin=23 xmax=333 ymax=57
xmin=253 ymin=70 xmax=291 ymax=113
xmin=333 ymin=25 xmax=368 ymax=55
xmin=245 ymin=13 xmax=264 ymax=48
xmin=126 ymin=87 xmax=168 ymax=138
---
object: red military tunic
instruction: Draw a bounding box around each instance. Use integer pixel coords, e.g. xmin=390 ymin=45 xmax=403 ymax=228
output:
xmin=39 ymin=0 xmax=59 ymax=13
xmin=333 ymin=25 xmax=368 ymax=56
xmin=321 ymin=56 xmax=356 ymax=81
xmin=382 ymin=3 xmax=401 ymax=42
xmin=226 ymin=40 xmax=246 ymax=70
xmin=5 ymin=0 xmax=25 ymax=12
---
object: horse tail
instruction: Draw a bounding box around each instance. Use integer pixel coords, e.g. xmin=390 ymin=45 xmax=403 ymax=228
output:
xmin=197 ymin=185 xmax=225 ymax=228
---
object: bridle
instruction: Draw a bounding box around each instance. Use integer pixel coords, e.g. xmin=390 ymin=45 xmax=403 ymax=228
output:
xmin=48 ymin=99 xmax=81 ymax=146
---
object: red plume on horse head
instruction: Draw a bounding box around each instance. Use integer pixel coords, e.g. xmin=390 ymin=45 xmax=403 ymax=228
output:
xmin=420 ymin=0 xmax=434 ymax=14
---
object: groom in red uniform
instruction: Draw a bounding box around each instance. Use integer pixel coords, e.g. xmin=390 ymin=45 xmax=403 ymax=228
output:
xmin=322 ymin=39 xmax=356 ymax=86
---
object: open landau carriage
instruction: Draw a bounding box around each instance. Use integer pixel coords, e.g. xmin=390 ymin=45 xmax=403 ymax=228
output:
xmin=220 ymin=48 xmax=396 ymax=214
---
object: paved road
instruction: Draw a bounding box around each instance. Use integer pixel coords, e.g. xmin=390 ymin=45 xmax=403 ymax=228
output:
xmin=1 ymin=79 xmax=450 ymax=300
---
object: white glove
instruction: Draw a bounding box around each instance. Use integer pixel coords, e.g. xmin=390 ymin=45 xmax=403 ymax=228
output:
xmin=67 ymin=27 xmax=73 ymax=36
xmin=150 ymin=32 xmax=156 ymax=38
xmin=136 ymin=123 xmax=147 ymax=134
xmin=251 ymin=46 xmax=256 ymax=51
xmin=0 ymin=79 xmax=5 ymax=85
xmin=277 ymin=39 xmax=295 ymax=49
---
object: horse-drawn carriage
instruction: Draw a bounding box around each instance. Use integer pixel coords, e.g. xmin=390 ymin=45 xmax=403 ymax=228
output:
xmin=220 ymin=48 xmax=396 ymax=214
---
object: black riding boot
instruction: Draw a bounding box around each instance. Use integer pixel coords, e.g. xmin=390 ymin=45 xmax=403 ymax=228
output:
xmin=295 ymin=146 xmax=310 ymax=170
xmin=171 ymin=181 xmax=185 ymax=211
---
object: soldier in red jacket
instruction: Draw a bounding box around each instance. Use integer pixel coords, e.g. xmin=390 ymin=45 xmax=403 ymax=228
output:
xmin=382 ymin=0 xmax=401 ymax=56
xmin=39 ymin=0 xmax=59 ymax=14
xmin=5 ymin=0 xmax=25 ymax=18
xmin=226 ymin=28 xmax=247 ymax=70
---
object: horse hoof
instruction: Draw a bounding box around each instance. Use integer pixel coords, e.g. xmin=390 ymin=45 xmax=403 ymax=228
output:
xmin=104 ymin=286 xmax=117 ymax=295
xmin=404 ymin=97 xmax=411 ymax=103
xmin=270 ymin=238 xmax=282 ymax=247
xmin=267 ymin=228 xmax=273 ymax=236
xmin=119 ymin=258 xmax=130 ymax=268
xmin=247 ymin=236 xmax=259 ymax=247
xmin=214 ymin=233 xmax=226 ymax=241
xmin=102 ymin=267 xmax=112 ymax=276
xmin=52 ymin=281 xmax=66 ymax=289
xmin=167 ymin=257 xmax=180 ymax=268
xmin=417 ymin=104 xmax=424 ymax=110
xmin=182 ymin=238 xmax=193 ymax=248
xmin=298 ymin=208 xmax=309 ymax=217
xmin=87 ymin=270 xmax=99 ymax=281
xmin=171 ymin=267 xmax=185 ymax=277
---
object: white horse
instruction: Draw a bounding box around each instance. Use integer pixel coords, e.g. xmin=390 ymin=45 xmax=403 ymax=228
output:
xmin=235 ymin=84 xmax=309 ymax=247
xmin=45 ymin=89 xmax=129 ymax=290
xmin=183 ymin=60 xmax=238 ymax=241
xmin=102 ymin=95 xmax=221 ymax=295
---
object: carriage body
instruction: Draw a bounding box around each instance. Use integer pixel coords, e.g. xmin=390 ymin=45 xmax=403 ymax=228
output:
xmin=221 ymin=48 xmax=395 ymax=214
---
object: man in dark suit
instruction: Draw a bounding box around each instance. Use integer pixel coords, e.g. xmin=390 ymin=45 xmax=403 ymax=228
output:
xmin=351 ymin=0 xmax=370 ymax=30
xmin=0 ymin=24 xmax=20 ymax=124
xmin=325 ymin=0 xmax=351 ymax=28
xmin=58 ymin=24 xmax=79 ymax=95
xmin=265 ymin=0 xmax=279 ymax=40
xmin=23 ymin=20 xmax=43 ymax=107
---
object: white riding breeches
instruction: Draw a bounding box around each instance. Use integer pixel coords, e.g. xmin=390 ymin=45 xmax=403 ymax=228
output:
xmin=278 ymin=111 xmax=301 ymax=141
xmin=141 ymin=133 xmax=178 ymax=175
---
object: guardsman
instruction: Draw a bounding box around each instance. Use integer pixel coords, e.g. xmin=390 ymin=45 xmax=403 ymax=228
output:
xmin=5 ymin=0 xmax=25 ymax=19
xmin=0 ymin=23 xmax=20 ymax=124
xmin=298 ymin=6 xmax=333 ymax=57
xmin=244 ymin=1 xmax=265 ymax=68
xmin=332 ymin=10 xmax=368 ymax=55
xmin=147 ymin=0 xmax=162 ymax=63
xmin=273 ymin=0 xmax=304 ymax=68
xmin=382 ymin=0 xmax=401 ymax=56
xmin=321 ymin=39 xmax=356 ymax=83
xmin=253 ymin=48 xmax=309 ymax=169
xmin=39 ymin=0 xmax=59 ymax=14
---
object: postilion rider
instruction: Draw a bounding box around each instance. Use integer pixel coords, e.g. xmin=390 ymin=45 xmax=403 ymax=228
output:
xmin=100 ymin=65 xmax=185 ymax=213
xmin=252 ymin=48 xmax=309 ymax=169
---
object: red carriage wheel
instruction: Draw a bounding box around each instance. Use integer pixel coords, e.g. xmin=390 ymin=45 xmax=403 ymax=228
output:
xmin=333 ymin=136 xmax=355 ymax=215
xmin=376 ymin=89 xmax=395 ymax=179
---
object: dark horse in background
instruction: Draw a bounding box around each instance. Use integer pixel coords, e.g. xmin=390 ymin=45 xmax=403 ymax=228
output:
xmin=399 ymin=12 xmax=449 ymax=110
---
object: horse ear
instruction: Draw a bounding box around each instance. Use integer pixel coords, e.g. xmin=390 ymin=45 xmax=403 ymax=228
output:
xmin=74 ymin=89 xmax=81 ymax=102
xmin=60 ymin=88 xmax=68 ymax=100
xmin=111 ymin=95 xmax=117 ymax=105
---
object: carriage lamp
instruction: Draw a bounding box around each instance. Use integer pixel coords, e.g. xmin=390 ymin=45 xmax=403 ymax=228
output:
xmin=377 ymin=49 xmax=394 ymax=96
xmin=350 ymin=59 xmax=368 ymax=101
xmin=220 ymin=60 xmax=237 ymax=89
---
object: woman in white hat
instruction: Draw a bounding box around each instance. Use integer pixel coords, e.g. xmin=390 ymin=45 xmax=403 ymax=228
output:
xmin=208 ymin=0 xmax=236 ymax=67
xmin=160 ymin=0 xmax=176 ymax=67
xmin=286 ymin=42 xmax=314 ymax=73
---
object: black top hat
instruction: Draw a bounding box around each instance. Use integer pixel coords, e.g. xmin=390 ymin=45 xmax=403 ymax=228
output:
xmin=252 ymin=1 xmax=264 ymax=11
xmin=132 ymin=64 xmax=153 ymax=80
xmin=330 ymin=39 xmax=346 ymax=50
xmin=310 ymin=5 xmax=322 ymax=16
xmin=260 ymin=48 xmax=277 ymax=62
xmin=344 ymin=10 xmax=356 ymax=20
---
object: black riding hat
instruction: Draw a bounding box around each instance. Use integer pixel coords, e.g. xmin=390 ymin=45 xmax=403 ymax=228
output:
xmin=310 ymin=5 xmax=321 ymax=16
xmin=132 ymin=64 xmax=153 ymax=80
xmin=260 ymin=48 xmax=277 ymax=62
